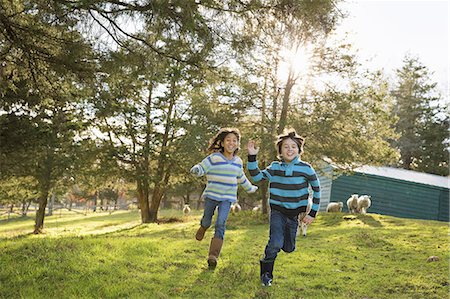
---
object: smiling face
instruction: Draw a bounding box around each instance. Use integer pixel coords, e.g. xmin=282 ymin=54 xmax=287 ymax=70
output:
xmin=221 ymin=133 xmax=239 ymax=158
xmin=280 ymin=138 xmax=299 ymax=162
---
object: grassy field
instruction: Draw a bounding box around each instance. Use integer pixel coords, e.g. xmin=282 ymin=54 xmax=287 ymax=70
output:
xmin=0 ymin=209 xmax=448 ymax=299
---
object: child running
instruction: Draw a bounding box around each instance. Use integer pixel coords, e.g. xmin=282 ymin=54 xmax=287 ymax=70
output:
xmin=247 ymin=129 xmax=321 ymax=286
xmin=190 ymin=127 xmax=258 ymax=269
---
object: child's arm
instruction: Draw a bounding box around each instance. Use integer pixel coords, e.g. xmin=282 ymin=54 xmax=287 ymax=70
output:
xmin=306 ymin=166 xmax=321 ymax=219
xmin=190 ymin=165 xmax=205 ymax=177
xmin=190 ymin=156 xmax=212 ymax=177
xmin=247 ymin=140 xmax=272 ymax=183
xmin=237 ymin=168 xmax=258 ymax=193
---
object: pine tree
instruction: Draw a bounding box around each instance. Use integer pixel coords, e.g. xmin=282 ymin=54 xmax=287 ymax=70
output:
xmin=392 ymin=55 xmax=448 ymax=175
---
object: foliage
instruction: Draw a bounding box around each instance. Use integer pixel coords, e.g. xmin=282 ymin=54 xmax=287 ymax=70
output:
xmin=293 ymin=71 xmax=399 ymax=168
xmin=391 ymin=55 xmax=449 ymax=175
xmin=0 ymin=0 xmax=95 ymax=96
xmin=239 ymin=38 xmax=400 ymax=172
xmin=0 ymin=0 xmax=97 ymax=232
xmin=415 ymin=104 xmax=449 ymax=176
xmin=0 ymin=176 xmax=38 ymax=207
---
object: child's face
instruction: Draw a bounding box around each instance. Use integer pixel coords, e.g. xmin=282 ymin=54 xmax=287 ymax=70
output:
xmin=221 ymin=133 xmax=239 ymax=156
xmin=280 ymin=138 xmax=299 ymax=162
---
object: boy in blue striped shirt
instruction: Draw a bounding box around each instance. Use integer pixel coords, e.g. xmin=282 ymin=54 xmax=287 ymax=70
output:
xmin=247 ymin=129 xmax=321 ymax=286
xmin=191 ymin=128 xmax=258 ymax=270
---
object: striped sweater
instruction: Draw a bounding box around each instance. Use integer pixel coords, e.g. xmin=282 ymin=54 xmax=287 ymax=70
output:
xmin=194 ymin=152 xmax=254 ymax=202
xmin=247 ymin=155 xmax=321 ymax=218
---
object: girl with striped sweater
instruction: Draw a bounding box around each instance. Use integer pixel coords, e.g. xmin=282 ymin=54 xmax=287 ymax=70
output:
xmin=247 ymin=129 xmax=321 ymax=286
xmin=190 ymin=128 xmax=258 ymax=270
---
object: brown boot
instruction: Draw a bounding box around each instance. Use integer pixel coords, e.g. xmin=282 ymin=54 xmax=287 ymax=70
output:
xmin=207 ymin=237 xmax=223 ymax=270
xmin=195 ymin=225 xmax=209 ymax=241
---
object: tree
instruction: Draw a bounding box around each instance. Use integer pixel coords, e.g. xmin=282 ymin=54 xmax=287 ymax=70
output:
xmin=0 ymin=0 xmax=94 ymax=97
xmin=2 ymin=0 xmax=345 ymax=224
xmin=391 ymin=55 xmax=448 ymax=175
xmin=289 ymin=40 xmax=399 ymax=168
xmin=0 ymin=176 xmax=38 ymax=216
xmin=415 ymin=104 xmax=449 ymax=176
xmin=93 ymin=42 xmax=253 ymax=222
xmin=292 ymin=71 xmax=399 ymax=168
xmin=1 ymin=0 xmax=97 ymax=233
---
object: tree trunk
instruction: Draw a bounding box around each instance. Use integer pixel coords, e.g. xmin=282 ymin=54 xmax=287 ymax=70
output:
xmin=34 ymin=192 xmax=49 ymax=234
xmin=277 ymin=68 xmax=296 ymax=135
xmin=148 ymin=74 xmax=176 ymax=222
xmin=401 ymin=152 xmax=413 ymax=170
xmin=137 ymin=176 xmax=151 ymax=223
xmin=149 ymin=186 xmax=163 ymax=222
xmin=92 ymin=192 xmax=97 ymax=212
xmin=196 ymin=193 xmax=203 ymax=210
xmin=185 ymin=190 xmax=190 ymax=205
xmin=47 ymin=192 xmax=55 ymax=216
xmin=149 ymin=169 xmax=171 ymax=222
xmin=136 ymin=82 xmax=154 ymax=223
xmin=21 ymin=200 xmax=31 ymax=216
xmin=34 ymin=151 xmax=53 ymax=234
xmin=260 ymin=88 xmax=269 ymax=215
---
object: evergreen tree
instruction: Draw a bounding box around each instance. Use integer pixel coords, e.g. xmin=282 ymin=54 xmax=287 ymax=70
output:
xmin=392 ymin=55 xmax=448 ymax=175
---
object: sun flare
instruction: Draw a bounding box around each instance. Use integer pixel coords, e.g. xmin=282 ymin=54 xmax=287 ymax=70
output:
xmin=277 ymin=45 xmax=311 ymax=83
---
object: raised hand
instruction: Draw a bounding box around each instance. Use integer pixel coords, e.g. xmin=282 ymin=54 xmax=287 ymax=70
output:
xmin=247 ymin=140 xmax=259 ymax=155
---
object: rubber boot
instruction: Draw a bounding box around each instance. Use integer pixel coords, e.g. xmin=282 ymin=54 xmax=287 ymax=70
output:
xmin=260 ymin=260 xmax=275 ymax=286
xmin=207 ymin=237 xmax=223 ymax=270
xmin=195 ymin=225 xmax=209 ymax=241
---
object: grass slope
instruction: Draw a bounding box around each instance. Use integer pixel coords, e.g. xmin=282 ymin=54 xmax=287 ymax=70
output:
xmin=0 ymin=210 xmax=448 ymax=299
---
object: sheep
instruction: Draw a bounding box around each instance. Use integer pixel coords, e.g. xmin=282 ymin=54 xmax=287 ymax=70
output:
xmin=297 ymin=201 xmax=312 ymax=237
xmin=182 ymin=204 xmax=191 ymax=216
xmin=346 ymin=194 xmax=359 ymax=214
xmin=252 ymin=205 xmax=261 ymax=212
xmin=357 ymin=195 xmax=371 ymax=214
xmin=326 ymin=202 xmax=343 ymax=213
xmin=231 ymin=202 xmax=242 ymax=214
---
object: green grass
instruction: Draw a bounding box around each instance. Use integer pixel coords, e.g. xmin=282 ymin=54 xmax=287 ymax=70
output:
xmin=0 ymin=209 xmax=448 ymax=299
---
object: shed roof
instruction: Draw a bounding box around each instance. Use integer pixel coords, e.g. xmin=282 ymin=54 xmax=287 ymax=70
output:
xmin=354 ymin=165 xmax=449 ymax=189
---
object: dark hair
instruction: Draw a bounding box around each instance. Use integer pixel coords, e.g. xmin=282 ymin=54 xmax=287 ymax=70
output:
xmin=207 ymin=127 xmax=241 ymax=155
xmin=276 ymin=129 xmax=305 ymax=159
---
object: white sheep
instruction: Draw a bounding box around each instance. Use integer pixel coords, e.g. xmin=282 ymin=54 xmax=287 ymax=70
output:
xmin=326 ymin=202 xmax=343 ymax=213
xmin=297 ymin=201 xmax=312 ymax=237
xmin=252 ymin=205 xmax=261 ymax=212
xmin=346 ymin=194 xmax=359 ymax=214
xmin=182 ymin=204 xmax=191 ymax=216
xmin=231 ymin=202 xmax=242 ymax=214
xmin=357 ymin=195 xmax=371 ymax=214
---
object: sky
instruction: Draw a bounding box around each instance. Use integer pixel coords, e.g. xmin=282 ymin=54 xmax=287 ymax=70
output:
xmin=335 ymin=0 xmax=449 ymax=99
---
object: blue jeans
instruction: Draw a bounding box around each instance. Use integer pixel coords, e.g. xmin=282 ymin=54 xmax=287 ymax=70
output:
xmin=262 ymin=209 xmax=298 ymax=262
xmin=200 ymin=198 xmax=232 ymax=240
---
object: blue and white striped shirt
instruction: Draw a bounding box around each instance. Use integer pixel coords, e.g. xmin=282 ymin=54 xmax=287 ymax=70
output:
xmin=194 ymin=152 xmax=253 ymax=202
xmin=247 ymin=155 xmax=321 ymax=218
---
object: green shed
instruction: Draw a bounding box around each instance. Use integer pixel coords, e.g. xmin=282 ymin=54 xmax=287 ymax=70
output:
xmin=329 ymin=166 xmax=449 ymax=221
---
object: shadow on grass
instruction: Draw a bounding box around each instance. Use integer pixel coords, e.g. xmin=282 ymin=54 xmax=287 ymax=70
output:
xmin=0 ymin=215 xmax=33 ymax=225
xmin=357 ymin=214 xmax=383 ymax=227
xmin=157 ymin=217 xmax=184 ymax=224
xmin=319 ymin=212 xmax=346 ymax=226
xmin=319 ymin=213 xmax=383 ymax=228
xmin=0 ymin=231 xmax=34 ymax=242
